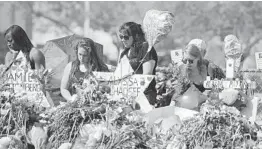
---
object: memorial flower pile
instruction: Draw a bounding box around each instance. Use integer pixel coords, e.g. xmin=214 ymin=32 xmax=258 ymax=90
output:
xmin=165 ymin=100 xmax=261 ymax=149
xmin=1 ymin=62 xmax=262 ymax=149
xmin=1 ymin=8 xmax=262 ymax=149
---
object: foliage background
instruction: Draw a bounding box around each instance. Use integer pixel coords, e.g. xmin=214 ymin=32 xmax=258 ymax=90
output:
xmin=0 ymin=1 xmax=262 ymax=69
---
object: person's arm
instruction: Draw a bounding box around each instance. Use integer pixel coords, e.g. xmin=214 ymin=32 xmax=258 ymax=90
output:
xmin=60 ymin=62 xmax=73 ymax=102
xmin=141 ymin=44 xmax=157 ymax=75
xmin=143 ymin=60 xmax=156 ymax=75
xmin=30 ymin=48 xmax=46 ymax=69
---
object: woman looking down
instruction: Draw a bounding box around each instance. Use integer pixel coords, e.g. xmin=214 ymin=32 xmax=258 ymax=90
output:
xmin=60 ymin=38 xmax=109 ymax=102
xmin=4 ymin=25 xmax=45 ymax=70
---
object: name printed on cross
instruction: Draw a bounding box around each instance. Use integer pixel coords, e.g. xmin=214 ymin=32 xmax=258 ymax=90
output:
xmin=204 ymin=80 xmax=256 ymax=89
xmin=93 ymin=72 xmax=154 ymax=99
xmin=108 ymin=76 xmax=142 ymax=97
xmin=5 ymin=70 xmax=42 ymax=93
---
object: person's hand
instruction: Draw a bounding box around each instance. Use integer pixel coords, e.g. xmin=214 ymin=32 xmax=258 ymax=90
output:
xmin=58 ymin=143 xmax=72 ymax=149
xmin=44 ymin=69 xmax=54 ymax=84
xmin=106 ymin=64 xmax=116 ymax=72
xmin=70 ymin=94 xmax=78 ymax=103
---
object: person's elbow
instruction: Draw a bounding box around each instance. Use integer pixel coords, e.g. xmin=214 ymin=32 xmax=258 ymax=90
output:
xmin=143 ymin=71 xmax=153 ymax=75
xmin=60 ymin=87 xmax=70 ymax=101
xmin=35 ymin=57 xmax=45 ymax=69
xmin=142 ymin=60 xmax=156 ymax=75
xmin=31 ymin=49 xmax=46 ymax=69
xmin=35 ymin=63 xmax=45 ymax=70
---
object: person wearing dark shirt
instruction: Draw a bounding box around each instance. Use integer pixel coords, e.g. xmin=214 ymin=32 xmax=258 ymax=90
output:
xmin=118 ymin=22 xmax=158 ymax=105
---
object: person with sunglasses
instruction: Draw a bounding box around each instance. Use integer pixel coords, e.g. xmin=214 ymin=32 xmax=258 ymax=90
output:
xmin=118 ymin=22 xmax=158 ymax=106
xmin=188 ymin=39 xmax=225 ymax=80
xmin=167 ymin=44 xmax=215 ymax=109
xmin=181 ymin=44 xmax=208 ymax=91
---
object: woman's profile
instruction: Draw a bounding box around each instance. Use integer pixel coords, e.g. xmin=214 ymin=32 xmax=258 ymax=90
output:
xmin=4 ymin=25 xmax=45 ymax=70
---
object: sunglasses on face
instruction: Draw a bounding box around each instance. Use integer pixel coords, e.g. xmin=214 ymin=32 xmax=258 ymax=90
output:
xmin=119 ymin=35 xmax=130 ymax=40
xmin=182 ymin=58 xmax=194 ymax=64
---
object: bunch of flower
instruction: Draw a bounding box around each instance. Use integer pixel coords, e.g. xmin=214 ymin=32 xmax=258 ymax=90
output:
xmin=166 ymin=100 xmax=260 ymax=149
xmin=0 ymin=92 xmax=44 ymax=136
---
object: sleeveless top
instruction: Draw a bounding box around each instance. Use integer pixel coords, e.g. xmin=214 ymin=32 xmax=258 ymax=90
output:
xmin=67 ymin=62 xmax=86 ymax=95
xmin=119 ymin=42 xmax=158 ymax=92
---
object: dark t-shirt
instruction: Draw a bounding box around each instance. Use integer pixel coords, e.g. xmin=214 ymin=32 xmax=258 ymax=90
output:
xmin=119 ymin=42 xmax=158 ymax=103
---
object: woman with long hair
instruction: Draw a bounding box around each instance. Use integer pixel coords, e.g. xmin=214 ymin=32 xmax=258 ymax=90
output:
xmin=118 ymin=22 xmax=158 ymax=105
xmin=187 ymin=39 xmax=225 ymax=80
xmin=60 ymin=38 xmax=109 ymax=102
xmin=4 ymin=25 xmax=45 ymax=70
xmin=157 ymin=45 xmax=210 ymax=108
xmin=162 ymin=44 xmax=209 ymax=110
xmin=181 ymin=44 xmax=208 ymax=90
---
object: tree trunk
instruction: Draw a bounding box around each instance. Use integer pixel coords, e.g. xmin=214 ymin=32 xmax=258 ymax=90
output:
xmin=25 ymin=2 xmax=33 ymax=39
xmin=84 ymin=1 xmax=92 ymax=37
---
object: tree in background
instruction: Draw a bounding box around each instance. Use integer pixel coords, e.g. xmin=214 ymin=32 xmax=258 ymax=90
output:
xmin=2 ymin=1 xmax=262 ymax=67
xmin=0 ymin=32 xmax=8 ymax=64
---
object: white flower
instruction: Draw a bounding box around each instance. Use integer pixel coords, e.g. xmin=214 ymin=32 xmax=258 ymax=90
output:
xmin=58 ymin=143 xmax=72 ymax=149
xmin=116 ymin=107 xmax=123 ymax=113
xmin=1 ymin=91 xmax=10 ymax=98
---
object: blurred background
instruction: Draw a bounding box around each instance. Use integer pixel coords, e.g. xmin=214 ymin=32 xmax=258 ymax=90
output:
xmin=0 ymin=1 xmax=262 ymax=69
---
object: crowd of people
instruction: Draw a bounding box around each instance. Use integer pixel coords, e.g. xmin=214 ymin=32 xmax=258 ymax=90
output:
xmin=2 ymin=23 xmax=250 ymax=110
